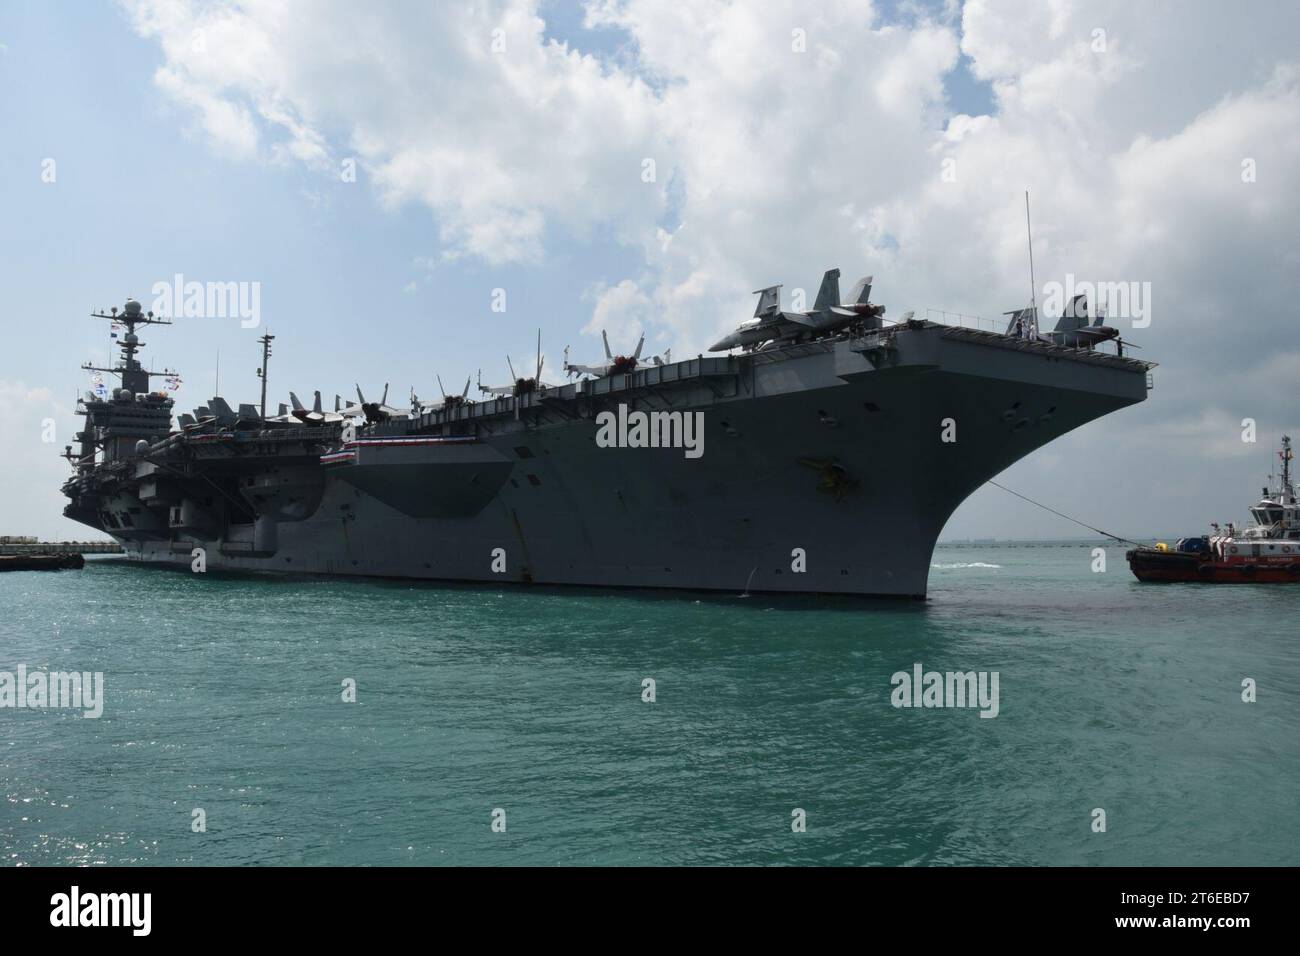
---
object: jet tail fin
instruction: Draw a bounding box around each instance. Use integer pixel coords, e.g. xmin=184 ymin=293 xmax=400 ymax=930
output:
xmin=208 ymin=397 xmax=236 ymax=422
xmin=813 ymin=268 xmax=841 ymax=311
xmin=752 ymin=284 xmax=782 ymax=318
xmin=1053 ymin=294 xmax=1089 ymax=332
xmin=289 ymin=391 xmax=305 ymax=412
xmin=602 ymin=330 xmax=612 ymax=361
xmin=845 ymin=275 xmax=873 ymax=306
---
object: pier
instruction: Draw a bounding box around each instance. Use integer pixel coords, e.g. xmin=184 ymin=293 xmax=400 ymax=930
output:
xmin=0 ymin=539 xmax=122 ymax=556
xmin=0 ymin=553 xmax=86 ymax=572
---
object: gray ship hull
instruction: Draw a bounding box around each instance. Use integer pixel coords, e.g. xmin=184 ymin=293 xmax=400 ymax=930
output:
xmin=84 ymin=323 xmax=1151 ymax=598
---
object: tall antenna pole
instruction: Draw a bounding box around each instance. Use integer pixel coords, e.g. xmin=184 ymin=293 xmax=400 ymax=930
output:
xmin=1282 ymin=435 xmax=1293 ymax=495
xmin=257 ymin=332 xmax=275 ymax=419
xmin=215 ymin=349 xmax=220 ymax=397
xmin=1025 ymin=190 xmax=1038 ymax=336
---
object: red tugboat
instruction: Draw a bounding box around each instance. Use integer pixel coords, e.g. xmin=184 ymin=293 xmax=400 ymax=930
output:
xmin=1127 ymin=436 xmax=1299 ymax=582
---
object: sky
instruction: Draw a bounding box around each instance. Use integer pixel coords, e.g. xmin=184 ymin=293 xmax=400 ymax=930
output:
xmin=0 ymin=0 xmax=1297 ymax=541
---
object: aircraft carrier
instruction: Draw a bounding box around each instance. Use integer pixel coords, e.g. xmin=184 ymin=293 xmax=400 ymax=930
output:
xmin=59 ymin=274 xmax=1154 ymax=598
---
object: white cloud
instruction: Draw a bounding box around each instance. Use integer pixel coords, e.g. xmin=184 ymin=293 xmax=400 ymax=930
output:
xmin=124 ymin=0 xmax=667 ymax=264
xmin=583 ymin=278 xmax=653 ymax=346
xmin=153 ymin=63 xmax=261 ymax=160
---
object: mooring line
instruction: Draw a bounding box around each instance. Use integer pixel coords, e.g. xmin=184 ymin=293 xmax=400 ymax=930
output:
xmin=986 ymin=480 xmax=1142 ymax=546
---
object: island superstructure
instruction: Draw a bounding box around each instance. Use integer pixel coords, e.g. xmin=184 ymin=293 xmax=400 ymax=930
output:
xmin=60 ymin=274 xmax=1154 ymax=597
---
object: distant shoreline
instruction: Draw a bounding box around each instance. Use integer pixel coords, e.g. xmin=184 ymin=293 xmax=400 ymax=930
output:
xmin=936 ymin=537 xmax=1160 ymax=546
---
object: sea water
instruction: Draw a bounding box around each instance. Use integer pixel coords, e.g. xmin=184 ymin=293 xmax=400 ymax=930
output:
xmin=2 ymin=544 xmax=1296 ymax=866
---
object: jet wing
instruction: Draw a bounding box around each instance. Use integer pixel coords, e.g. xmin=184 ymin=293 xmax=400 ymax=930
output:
xmin=1067 ymin=326 xmax=1120 ymax=341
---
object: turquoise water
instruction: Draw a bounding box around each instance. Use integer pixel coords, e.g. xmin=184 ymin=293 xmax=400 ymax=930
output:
xmin=2 ymin=545 xmax=1297 ymax=866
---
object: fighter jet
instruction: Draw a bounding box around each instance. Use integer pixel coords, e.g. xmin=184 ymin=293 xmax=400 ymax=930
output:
xmin=204 ymin=396 xmax=240 ymax=426
xmin=415 ymin=375 xmax=473 ymax=414
xmin=259 ymin=401 xmax=301 ymax=425
xmin=481 ymin=332 xmax=557 ymax=396
xmin=348 ymin=384 xmax=406 ymax=424
xmin=562 ymin=330 xmax=652 ymax=379
xmin=478 ymin=358 xmax=555 ymax=398
xmin=1006 ymin=295 xmax=1122 ymax=349
xmin=181 ymin=414 xmax=218 ymax=432
xmin=708 ymin=269 xmax=885 ymax=353
xmin=231 ymin=402 xmax=273 ymax=429
xmin=288 ymin=390 xmax=352 ymax=426
xmin=1040 ymin=295 xmax=1122 ymax=349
